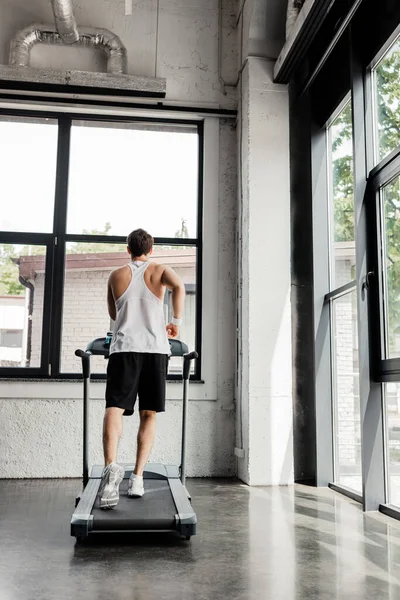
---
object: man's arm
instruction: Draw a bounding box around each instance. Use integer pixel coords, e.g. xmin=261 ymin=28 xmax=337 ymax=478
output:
xmin=161 ymin=266 xmax=185 ymax=338
xmin=107 ymin=275 xmax=117 ymax=321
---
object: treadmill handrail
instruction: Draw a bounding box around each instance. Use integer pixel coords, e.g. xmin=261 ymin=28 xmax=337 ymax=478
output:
xmin=75 ymin=348 xmax=91 ymax=486
xmin=180 ymin=351 xmax=199 ymax=486
xmin=75 ymin=340 xmax=198 ymax=488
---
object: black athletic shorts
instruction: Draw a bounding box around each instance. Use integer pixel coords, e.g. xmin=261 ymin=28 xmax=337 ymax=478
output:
xmin=105 ymin=352 xmax=168 ymax=416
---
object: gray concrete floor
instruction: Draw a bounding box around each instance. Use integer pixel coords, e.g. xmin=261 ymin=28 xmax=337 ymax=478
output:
xmin=1 ymin=478 xmax=400 ymax=600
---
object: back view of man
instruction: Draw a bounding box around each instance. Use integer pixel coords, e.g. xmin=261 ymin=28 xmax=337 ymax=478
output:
xmin=97 ymin=228 xmax=185 ymax=509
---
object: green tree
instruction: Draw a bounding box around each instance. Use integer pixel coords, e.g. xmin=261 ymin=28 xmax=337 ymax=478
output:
xmin=377 ymin=49 xmax=400 ymax=159
xmin=0 ymin=244 xmax=24 ymax=295
xmin=68 ymin=223 xmax=125 ymax=254
xmin=0 ymin=243 xmax=45 ymax=295
xmin=332 ymin=102 xmax=354 ymax=243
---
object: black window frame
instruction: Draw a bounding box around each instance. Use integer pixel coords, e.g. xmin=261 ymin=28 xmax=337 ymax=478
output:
xmin=288 ymin=0 xmax=400 ymax=513
xmin=0 ymin=109 xmax=204 ymax=381
xmin=366 ymin=149 xmax=400 ymax=382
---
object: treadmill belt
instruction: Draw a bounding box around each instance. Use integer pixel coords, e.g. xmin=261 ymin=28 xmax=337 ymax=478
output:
xmin=92 ymin=479 xmax=177 ymax=531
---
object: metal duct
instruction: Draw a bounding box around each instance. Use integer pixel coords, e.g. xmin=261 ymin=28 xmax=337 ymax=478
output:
xmin=9 ymin=24 xmax=127 ymax=74
xmin=286 ymin=0 xmax=304 ymax=40
xmin=50 ymin=0 xmax=79 ymax=44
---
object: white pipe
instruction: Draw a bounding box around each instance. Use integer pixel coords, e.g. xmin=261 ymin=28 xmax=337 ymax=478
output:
xmin=9 ymin=24 xmax=127 ymax=74
xmin=50 ymin=0 xmax=79 ymax=44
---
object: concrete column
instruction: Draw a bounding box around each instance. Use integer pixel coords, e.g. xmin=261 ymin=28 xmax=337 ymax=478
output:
xmin=238 ymin=56 xmax=293 ymax=485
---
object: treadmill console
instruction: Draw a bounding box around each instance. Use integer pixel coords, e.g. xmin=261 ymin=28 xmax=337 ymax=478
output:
xmin=86 ymin=334 xmax=189 ymax=358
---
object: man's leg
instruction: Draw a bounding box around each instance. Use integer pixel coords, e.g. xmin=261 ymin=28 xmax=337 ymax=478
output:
xmin=128 ymin=354 xmax=165 ymax=498
xmin=134 ymin=410 xmax=157 ymax=476
xmin=103 ymin=407 xmax=125 ymax=464
xmin=97 ymin=407 xmax=125 ymax=509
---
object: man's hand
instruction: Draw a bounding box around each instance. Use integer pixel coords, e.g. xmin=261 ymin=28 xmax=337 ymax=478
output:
xmin=166 ymin=323 xmax=179 ymax=338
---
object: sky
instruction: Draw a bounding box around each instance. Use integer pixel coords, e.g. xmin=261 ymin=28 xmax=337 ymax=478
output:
xmin=0 ymin=120 xmax=199 ymax=240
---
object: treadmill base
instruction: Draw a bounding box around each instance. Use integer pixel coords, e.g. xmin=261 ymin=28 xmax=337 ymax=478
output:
xmin=71 ymin=463 xmax=197 ymax=540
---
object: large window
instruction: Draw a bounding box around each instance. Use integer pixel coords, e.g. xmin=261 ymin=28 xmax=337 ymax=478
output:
xmin=373 ymin=35 xmax=400 ymax=164
xmin=0 ymin=114 xmax=203 ymax=380
xmin=380 ymin=175 xmax=400 ymax=360
xmin=67 ymin=122 xmax=198 ymax=238
xmin=287 ymin=0 xmax=400 ymax=517
xmin=369 ymin=34 xmax=400 ymax=510
xmin=0 ymin=241 xmax=49 ymax=371
xmin=372 ymin=157 xmax=400 ymax=510
xmin=326 ymin=100 xmax=361 ymax=494
xmin=328 ymin=101 xmax=355 ymax=290
xmin=0 ymin=117 xmax=58 ymax=233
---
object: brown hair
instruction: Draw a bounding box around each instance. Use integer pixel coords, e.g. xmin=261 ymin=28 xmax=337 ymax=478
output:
xmin=127 ymin=229 xmax=154 ymax=257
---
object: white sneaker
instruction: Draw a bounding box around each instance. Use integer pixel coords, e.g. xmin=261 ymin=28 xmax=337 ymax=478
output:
xmin=97 ymin=462 xmax=125 ymax=509
xmin=128 ymin=473 xmax=145 ymax=497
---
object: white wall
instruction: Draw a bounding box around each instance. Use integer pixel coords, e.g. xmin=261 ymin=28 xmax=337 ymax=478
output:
xmin=236 ymin=0 xmax=293 ymax=485
xmin=0 ymin=0 xmax=237 ymax=478
xmin=0 ymin=0 xmax=237 ymax=108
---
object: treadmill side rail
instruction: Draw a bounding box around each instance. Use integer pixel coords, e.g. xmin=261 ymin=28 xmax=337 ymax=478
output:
xmin=71 ymin=478 xmax=99 ymax=537
xmin=169 ymin=478 xmax=197 ymax=537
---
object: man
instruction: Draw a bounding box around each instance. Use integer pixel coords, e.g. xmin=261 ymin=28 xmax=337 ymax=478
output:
xmin=97 ymin=228 xmax=185 ymax=509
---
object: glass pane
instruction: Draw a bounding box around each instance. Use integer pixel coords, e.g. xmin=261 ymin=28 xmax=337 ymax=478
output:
xmin=153 ymin=247 xmax=197 ymax=375
xmin=61 ymin=241 xmax=127 ymax=374
xmin=0 ymin=243 xmax=46 ymax=367
xmin=332 ymin=290 xmax=362 ymax=492
xmin=0 ymin=117 xmax=57 ymax=233
xmin=61 ymin=243 xmax=197 ymax=375
xmin=67 ymin=122 xmax=198 ymax=239
xmin=381 ymin=176 xmax=400 ymax=359
xmin=374 ymin=37 xmax=400 ymax=163
xmin=329 ymin=102 xmax=355 ymax=290
xmin=385 ymin=382 xmax=400 ymax=507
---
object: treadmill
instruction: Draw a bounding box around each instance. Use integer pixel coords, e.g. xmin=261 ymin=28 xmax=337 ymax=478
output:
xmin=71 ymin=336 xmax=198 ymax=542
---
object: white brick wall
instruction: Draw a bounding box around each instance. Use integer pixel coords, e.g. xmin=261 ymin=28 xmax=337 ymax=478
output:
xmin=62 ymin=269 xmax=111 ymax=374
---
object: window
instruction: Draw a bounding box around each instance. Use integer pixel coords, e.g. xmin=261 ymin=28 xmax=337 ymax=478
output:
xmin=367 ymin=31 xmax=400 ymax=375
xmin=60 ymin=244 xmax=197 ymax=376
xmin=327 ymin=101 xmax=355 ymax=290
xmin=60 ymin=242 xmax=127 ymax=375
xmin=0 ymin=242 xmax=48 ymax=369
xmin=290 ymin=0 xmax=400 ymax=515
xmin=67 ymin=122 xmax=198 ymax=239
xmin=380 ymin=175 xmax=400 ymax=359
xmin=331 ymin=290 xmax=362 ymax=493
xmin=326 ymin=99 xmax=361 ymax=493
xmin=0 ymin=117 xmax=57 ymax=233
xmin=373 ymin=35 xmax=400 ymax=164
xmin=385 ymin=382 xmax=400 ymax=507
xmin=366 ymin=33 xmax=400 ymax=513
xmin=155 ymin=247 xmax=197 ymax=376
xmin=0 ymin=114 xmax=203 ymax=380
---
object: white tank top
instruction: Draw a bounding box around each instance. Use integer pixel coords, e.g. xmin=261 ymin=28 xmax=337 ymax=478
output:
xmin=109 ymin=261 xmax=170 ymax=355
